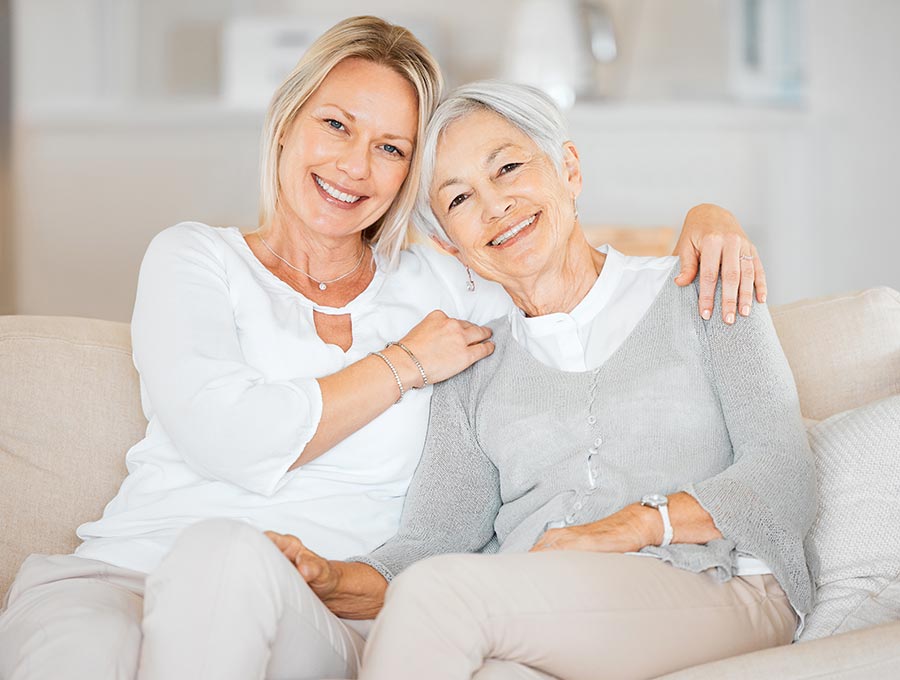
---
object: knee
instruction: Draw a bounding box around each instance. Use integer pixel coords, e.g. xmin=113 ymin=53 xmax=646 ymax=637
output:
xmin=147 ymin=519 xmax=280 ymax=593
xmin=166 ymin=519 xmax=273 ymax=566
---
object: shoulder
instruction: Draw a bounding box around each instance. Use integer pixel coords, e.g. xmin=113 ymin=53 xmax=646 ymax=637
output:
xmin=398 ymin=244 xmax=514 ymax=323
xmin=142 ymin=222 xmax=235 ymax=270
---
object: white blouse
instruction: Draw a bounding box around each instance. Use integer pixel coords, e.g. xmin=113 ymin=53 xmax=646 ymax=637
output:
xmin=75 ymin=222 xmax=512 ymax=573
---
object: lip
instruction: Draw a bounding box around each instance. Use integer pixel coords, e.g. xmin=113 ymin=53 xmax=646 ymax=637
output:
xmin=312 ymin=174 xmax=369 ymax=209
xmin=486 ymin=211 xmax=540 ymax=249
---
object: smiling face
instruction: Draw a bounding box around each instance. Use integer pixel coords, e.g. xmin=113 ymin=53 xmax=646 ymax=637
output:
xmin=275 ymin=57 xmax=419 ymax=241
xmin=430 ymin=108 xmax=582 ymax=287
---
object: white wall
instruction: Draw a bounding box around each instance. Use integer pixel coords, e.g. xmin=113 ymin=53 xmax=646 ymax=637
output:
xmin=804 ymin=0 xmax=900 ymax=297
xmin=0 ymin=0 xmax=12 ymax=314
xmin=8 ymin=0 xmax=900 ymax=319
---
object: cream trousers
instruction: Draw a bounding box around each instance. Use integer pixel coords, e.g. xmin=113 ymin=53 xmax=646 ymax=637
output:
xmin=359 ymin=551 xmax=798 ymax=680
xmin=0 ymin=519 xmax=368 ymax=680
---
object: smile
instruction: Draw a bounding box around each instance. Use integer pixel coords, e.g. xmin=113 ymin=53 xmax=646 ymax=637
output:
xmin=314 ymin=175 xmax=364 ymax=204
xmin=488 ymin=213 xmax=538 ymax=247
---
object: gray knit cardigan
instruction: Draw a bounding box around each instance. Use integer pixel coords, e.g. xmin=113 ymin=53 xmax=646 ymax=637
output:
xmin=355 ymin=278 xmax=817 ymax=615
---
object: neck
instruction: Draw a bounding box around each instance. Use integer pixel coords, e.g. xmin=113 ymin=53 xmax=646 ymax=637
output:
xmin=262 ymin=212 xmax=368 ymax=281
xmin=502 ymin=226 xmax=605 ymax=317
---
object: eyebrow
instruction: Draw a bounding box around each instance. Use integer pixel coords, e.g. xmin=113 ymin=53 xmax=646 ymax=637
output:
xmin=321 ymin=104 xmax=413 ymax=145
xmin=436 ymin=143 xmax=517 ymax=193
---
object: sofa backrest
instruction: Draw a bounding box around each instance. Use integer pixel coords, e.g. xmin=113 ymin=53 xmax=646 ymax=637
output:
xmin=2 ymin=287 xmax=899 ymax=600
xmin=0 ymin=315 xmax=146 ymax=601
xmin=770 ymin=287 xmax=900 ymax=421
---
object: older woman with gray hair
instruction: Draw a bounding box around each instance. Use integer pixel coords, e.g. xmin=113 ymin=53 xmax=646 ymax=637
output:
xmin=266 ymin=81 xmax=815 ymax=680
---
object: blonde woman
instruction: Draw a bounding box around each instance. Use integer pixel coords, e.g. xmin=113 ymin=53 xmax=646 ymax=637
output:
xmin=0 ymin=16 xmax=765 ymax=680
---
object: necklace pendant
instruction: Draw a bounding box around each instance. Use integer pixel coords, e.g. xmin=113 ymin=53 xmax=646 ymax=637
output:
xmin=318 ymin=282 xmax=327 ymax=291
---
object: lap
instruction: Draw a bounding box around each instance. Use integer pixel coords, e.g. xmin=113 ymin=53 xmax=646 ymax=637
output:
xmin=386 ymin=551 xmax=796 ymax=680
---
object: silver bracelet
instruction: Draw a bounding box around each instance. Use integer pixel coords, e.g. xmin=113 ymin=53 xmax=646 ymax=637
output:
xmin=387 ymin=341 xmax=429 ymax=389
xmin=370 ymin=351 xmax=404 ymax=403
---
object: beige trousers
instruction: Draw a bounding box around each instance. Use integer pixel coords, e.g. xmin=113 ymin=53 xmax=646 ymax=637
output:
xmin=0 ymin=519 xmax=368 ymax=680
xmin=359 ymin=551 xmax=798 ymax=680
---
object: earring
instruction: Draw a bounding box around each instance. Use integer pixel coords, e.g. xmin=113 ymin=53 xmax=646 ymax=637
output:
xmin=573 ymin=197 xmax=579 ymax=220
xmin=466 ymin=266 xmax=476 ymax=292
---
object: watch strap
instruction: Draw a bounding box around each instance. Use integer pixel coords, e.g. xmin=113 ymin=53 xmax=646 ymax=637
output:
xmin=658 ymin=503 xmax=673 ymax=547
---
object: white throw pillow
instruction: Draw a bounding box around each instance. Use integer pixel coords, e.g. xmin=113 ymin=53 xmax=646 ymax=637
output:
xmin=800 ymin=395 xmax=900 ymax=640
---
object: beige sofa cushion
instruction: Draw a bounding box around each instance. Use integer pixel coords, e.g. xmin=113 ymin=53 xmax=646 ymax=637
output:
xmin=0 ymin=316 xmax=146 ymax=600
xmin=800 ymin=396 xmax=900 ymax=640
xmin=770 ymin=287 xmax=900 ymax=421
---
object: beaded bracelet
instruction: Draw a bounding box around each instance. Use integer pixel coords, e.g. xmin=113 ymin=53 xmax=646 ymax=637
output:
xmin=370 ymin=350 xmax=404 ymax=403
xmin=386 ymin=341 xmax=429 ymax=389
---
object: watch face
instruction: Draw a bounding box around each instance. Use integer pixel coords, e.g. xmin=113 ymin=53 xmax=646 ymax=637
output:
xmin=641 ymin=493 xmax=668 ymax=508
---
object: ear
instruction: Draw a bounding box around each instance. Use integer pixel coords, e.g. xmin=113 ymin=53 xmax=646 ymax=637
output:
xmin=430 ymin=233 xmax=461 ymax=258
xmin=562 ymin=141 xmax=583 ymax=200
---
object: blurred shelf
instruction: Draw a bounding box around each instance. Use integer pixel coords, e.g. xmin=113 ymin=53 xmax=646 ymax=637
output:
xmin=15 ymin=98 xmax=808 ymax=131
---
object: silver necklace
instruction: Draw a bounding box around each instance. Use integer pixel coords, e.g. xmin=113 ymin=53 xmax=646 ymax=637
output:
xmin=256 ymin=233 xmax=368 ymax=291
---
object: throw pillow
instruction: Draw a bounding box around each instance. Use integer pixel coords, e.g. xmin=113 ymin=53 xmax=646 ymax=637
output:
xmin=800 ymin=395 xmax=900 ymax=640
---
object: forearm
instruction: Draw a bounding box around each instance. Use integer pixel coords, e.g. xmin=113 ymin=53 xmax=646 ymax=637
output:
xmin=320 ymin=561 xmax=389 ymax=620
xmin=291 ymin=345 xmax=421 ymax=468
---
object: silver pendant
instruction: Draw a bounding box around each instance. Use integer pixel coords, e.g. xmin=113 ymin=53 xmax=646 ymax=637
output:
xmin=319 ymin=282 xmax=327 ymax=291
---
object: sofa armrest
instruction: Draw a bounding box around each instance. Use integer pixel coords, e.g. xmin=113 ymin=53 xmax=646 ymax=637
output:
xmin=656 ymin=621 xmax=900 ymax=679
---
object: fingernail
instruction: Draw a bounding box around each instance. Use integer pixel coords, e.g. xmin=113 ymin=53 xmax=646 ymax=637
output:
xmin=701 ymin=309 xmax=711 ymax=320
xmin=726 ymin=313 xmax=735 ymax=324
xmin=760 ymin=294 xmax=767 ymax=303
xmin=741 ymin=305 xmax=750 ymax=316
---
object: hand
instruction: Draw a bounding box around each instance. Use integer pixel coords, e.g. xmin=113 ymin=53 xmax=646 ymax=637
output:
xmin=673 ymin=203 xmax=767 ymax=325
xmin=530 ymin=505 xmax=656 ymax=554
xmin=396 ymin=310 xmax=494 ymax=386
xmin=265 ymin=531 xmax=340 ymax=601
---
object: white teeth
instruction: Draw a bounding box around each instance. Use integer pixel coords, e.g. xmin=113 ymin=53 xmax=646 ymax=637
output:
xmin=315 ymin=176 xmax=362 ymax=203
xmin=490 ymin=214 xmax=536 ymax=246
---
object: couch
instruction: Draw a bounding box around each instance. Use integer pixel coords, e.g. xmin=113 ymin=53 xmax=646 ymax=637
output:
xmin=2 ymin=287 xmax=899 ymax=678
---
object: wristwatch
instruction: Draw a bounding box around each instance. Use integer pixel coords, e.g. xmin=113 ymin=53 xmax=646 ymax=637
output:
xmin=640 ymin=494 xmax=673 ymax=547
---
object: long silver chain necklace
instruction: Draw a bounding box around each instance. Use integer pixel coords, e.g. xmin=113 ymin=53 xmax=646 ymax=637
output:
xmin=256 ymin=232 xmax=368 ymax=291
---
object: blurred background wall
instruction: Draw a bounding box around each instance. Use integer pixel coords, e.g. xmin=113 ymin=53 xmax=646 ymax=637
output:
xmin=0 ymin=0 xmax=11 ymax=315
xmin=3 ymin=0 xmax=899 ymax=321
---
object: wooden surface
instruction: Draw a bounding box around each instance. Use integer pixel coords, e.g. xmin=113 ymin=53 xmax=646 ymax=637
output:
xmin=582 ymin=226 xmax=676 ymax=257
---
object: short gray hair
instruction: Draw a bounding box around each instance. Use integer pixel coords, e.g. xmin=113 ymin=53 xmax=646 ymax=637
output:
xmin=412 ymin=81 xmax=570 ymax=242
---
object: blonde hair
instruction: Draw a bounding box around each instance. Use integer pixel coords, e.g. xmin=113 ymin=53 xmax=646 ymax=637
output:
xmin=258 ymin=16 xmax=443 ymax=267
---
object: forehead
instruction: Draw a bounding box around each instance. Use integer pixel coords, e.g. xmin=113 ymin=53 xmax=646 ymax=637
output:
xmin=433 ymin=109 xmax=538 ymax=180
xmin=304 ymin=58 xmax=418 ymax=133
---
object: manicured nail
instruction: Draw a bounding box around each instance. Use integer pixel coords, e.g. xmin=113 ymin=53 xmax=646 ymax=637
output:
xmin=726 ymin=313 xmax=735 ymax=324
xmin=741 ymin=305 xmax=750 ymax=316
xmin=701 ymin=309 xmax=711 ymax=320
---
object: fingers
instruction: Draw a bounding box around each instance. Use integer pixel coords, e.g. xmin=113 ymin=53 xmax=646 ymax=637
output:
xmin=696 ymin=235 xmax=723 ymax=321
xmin=752 ymin=244 xmax=767 ymax=303
xmin=462 ymin=321 xmax=493 ymax=346
xmin=738 ymin=250 xmax=755 ymax=317
xmin=673 ymin=244 xmax=699 ymax=287
xmin=720 ymin=234 xmax=742 ymax=324
xmin=265 ymin=531 xmax=304 ymax=562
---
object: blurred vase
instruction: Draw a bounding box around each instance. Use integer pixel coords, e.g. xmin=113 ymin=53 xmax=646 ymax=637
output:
xmin=500 ymin=0 xmax=617 ymax=109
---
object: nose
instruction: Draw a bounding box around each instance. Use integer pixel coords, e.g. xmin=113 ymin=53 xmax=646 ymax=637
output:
xmin=480 ymin=185 xmax=515 ymax=223
xmin=335 ymin=138 xmax=371 ymax=182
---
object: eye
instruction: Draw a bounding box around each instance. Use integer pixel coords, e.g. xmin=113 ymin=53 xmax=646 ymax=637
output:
xmin=499 ymin=162 xmax=522 ymax=175
xmin=325 ymin=119 xmax=346 ymax=131
xmin=448 ymin=193 xmax=468 ymax=211
xmin=381 ymin=144 xmax=405 ymax=158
